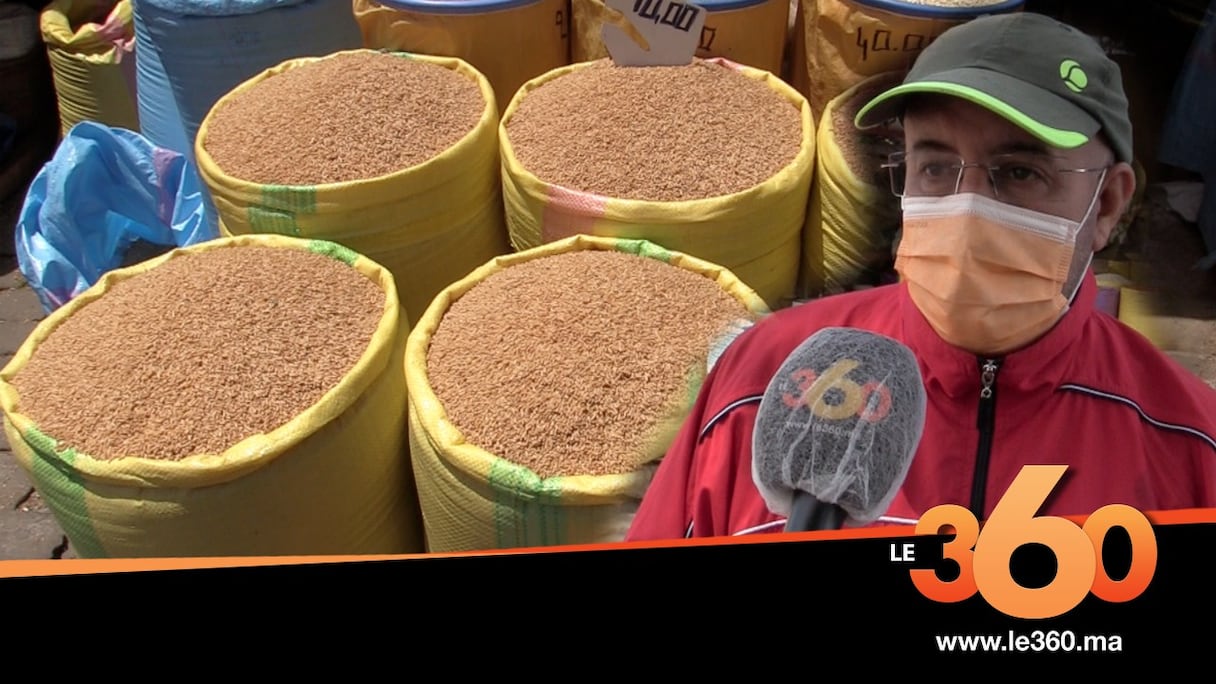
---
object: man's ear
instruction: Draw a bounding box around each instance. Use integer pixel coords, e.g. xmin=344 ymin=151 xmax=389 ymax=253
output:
xmin=1091 ymin=161 xmax=1137 ymax=252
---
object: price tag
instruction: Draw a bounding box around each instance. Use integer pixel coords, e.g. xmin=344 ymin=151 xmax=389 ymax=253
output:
xmin=601 ymin=0 xmax=707 ymax=67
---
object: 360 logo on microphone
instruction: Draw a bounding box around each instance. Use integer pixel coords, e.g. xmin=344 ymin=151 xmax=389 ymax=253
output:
xmin=904 ymin=465 xmax=1158 ymax=619
xmin=781 ymin=359 xmax=893 ymax=423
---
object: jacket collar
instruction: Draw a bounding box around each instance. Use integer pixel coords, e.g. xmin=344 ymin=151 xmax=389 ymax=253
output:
xmin=899 ymin=270 xmax=1099 ymax=419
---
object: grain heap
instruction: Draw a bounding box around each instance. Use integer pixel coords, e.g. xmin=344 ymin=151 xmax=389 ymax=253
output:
xmin=351 ymin=0 xmax=570 ymax=113
xmin=831 ymin=72 xmax=903 ymax=190
xmin=425 ymin=249 xmax=752 ymax=478
xmin=505 ymin=58 xmax=803 ymax=202
xmin=201 ymin=50 xmax=483 ymax=186
xmin=195 ymin=49 xmax=510 ymax=331
xmin=130 ymin=0 xmax=363 ymax=160
xmin=499 ymin=57 xmax=814 ymax=310
xmin=9 ymin=246 xmax=384 ymax=461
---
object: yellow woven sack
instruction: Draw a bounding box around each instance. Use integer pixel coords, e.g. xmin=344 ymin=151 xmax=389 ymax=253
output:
xmin=352 ymin=0 xmax=570 ymax=112
xmin=571 ymin=0 xmax=789 ymax=75
xmin=500 ymin=58 xmax=815 ymax=310
xmin=405 ymin=235 xmax=770 ymax=552
xmin=196 ymin=50 xmax=511 ymax=330
xmin=0 ymin=235 xmax=424 ymax=558
xmin=800 ymin=70 xmax=902 ymax=297
xmin=802 ymin=0 xmax=1024 ymax=122
xmin=40 ymin=0 xmax=139 ymax=135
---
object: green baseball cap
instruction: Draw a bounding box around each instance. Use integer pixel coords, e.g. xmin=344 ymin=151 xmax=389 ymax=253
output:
xmin=854 ymin=12 xmax=1134 ymax=163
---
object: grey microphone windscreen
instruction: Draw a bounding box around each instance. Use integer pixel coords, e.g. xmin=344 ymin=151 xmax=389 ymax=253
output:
xmin=751 ymin=327 xmax=927 ymax=525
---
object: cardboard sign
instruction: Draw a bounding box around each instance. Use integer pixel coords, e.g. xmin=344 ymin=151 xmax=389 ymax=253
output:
xmin=602 ymin=0 xmax=707 ymax=66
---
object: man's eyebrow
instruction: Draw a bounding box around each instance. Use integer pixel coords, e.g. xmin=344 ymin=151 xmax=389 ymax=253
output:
xmin=909 ymin=140 xmax=955 ymax=154
xmin=991 ymin=140 xmax=1059 ymax=158
xmin=908 ymin=138 xmax=1065 ymax=159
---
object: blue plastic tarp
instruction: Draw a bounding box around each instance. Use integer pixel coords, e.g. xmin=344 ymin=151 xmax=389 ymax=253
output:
xmin=15 ymin=121 xmax=218 ymax=314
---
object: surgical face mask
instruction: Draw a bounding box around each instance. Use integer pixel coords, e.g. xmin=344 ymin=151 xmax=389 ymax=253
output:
xmin=894 ymin=178 xmax=1104 ymax=356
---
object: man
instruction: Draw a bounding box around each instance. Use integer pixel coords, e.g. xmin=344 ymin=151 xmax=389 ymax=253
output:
xmin=626 ymin=11 xmax=1216 ymax=541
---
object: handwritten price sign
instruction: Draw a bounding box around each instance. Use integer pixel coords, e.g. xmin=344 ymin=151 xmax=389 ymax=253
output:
xmin=602 ymin=0 xmax=707 ymax=67
xmin=906 ymin=465 xmax=1158 ymax=619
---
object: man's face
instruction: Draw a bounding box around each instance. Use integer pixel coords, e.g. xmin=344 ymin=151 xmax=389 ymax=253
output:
xmin=899 ymin=94 xmax=1120 ymax=299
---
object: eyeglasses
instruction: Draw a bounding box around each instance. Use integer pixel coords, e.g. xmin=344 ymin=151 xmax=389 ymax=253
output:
xmin=882 ymin=150 xmax=1111 ymax=206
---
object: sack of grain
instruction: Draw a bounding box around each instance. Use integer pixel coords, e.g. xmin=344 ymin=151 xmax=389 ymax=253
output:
xmin=196 ymin=49 xmax=511 ymax=330
xmin=406 ymin=235 xmax=769 ymax=551
xmin=0 ymin=235 xmax=424 ymax=558
xmin=572 ymin=0 xmax=789 ymax=76
xmin=40 ymin=0 xmax=140 ymax=136
xmin=352 ymin=0 xmax=570 ymax=112
xmin=801 ymin=0 xmax=1025 ymax=122
xmin=801 ymin=70 xmax=903 ymax=297
xmin=131 ymin=0 xmax=362 ymax=160
xmin=500 ymin=57 xmax=814 ymax=310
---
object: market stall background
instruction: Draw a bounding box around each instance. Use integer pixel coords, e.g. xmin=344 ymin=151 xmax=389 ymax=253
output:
xmin=0 ymin=0 xmax=1213 ymax=559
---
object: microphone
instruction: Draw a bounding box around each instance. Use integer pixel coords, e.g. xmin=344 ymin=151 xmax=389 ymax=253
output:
xmin=751 ymin=327 xmax=927 ymax=532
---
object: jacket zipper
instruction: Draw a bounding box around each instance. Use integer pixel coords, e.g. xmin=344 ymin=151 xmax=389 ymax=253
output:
xmin=970 ymin=358 xmax=1001 ymax=519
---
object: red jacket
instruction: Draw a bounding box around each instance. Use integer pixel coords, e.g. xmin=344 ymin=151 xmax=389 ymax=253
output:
xmin=626 ymin=271 xmax=1216 ymax=540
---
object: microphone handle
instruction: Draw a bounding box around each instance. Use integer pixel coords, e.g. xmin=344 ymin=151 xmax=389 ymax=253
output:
xmin=784 ymin=491 xmax=847 ymax=532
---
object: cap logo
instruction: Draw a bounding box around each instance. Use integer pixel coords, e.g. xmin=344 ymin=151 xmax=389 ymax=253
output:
xmin=1059 ymin=59 xmax=1088 ymax=93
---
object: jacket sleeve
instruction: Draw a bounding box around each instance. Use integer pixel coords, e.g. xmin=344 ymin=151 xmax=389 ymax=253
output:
xmin=626 ymin=379 xmax=783 ymax=541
